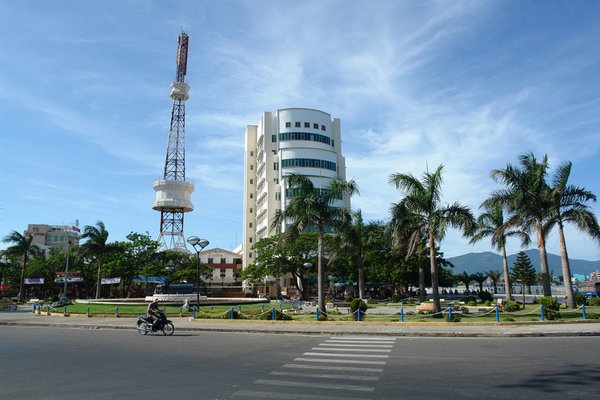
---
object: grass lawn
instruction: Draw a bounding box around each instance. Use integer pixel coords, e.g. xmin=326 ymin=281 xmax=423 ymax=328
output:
xmin=38 ymin=302 xmax=599 ymax=323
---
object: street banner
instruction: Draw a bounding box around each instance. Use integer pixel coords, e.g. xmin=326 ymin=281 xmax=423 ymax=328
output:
xmin=101 ymin=277 xmax=121 ymax=285
xmin=24 ymin=278 xmax=44 ymax=285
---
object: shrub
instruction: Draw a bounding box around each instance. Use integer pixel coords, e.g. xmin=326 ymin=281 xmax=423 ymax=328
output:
xmin=445 ymin=312 xmax=461 ymax=322
xmin=259 ymin=309 xmax=292 ymax=321
xmin=484 ymin=300 xmax=492 ymax=307
xmin=391 ymin=294 xmax=401 ymax=303
xmin=466 ymin=300 xmax=478 ymax=307
xmin=574 ymin=292 xmax=587 ymax=306
xmin=539 ymin=296 xmax=561 ymax=320
xmin=588 ymin=297 xmax=600 ymax=307
xmin=350 ymin=298 xmax=368 ymax=321
xmin=479 ymin=291 xmax=493 ymax=303
xmin=503 ymin=301 xmax=521 ymax=312
xmin=460 ymin=306 xmax=470 ymax=314
xmin=463 ymin=296 xmax=477 ymax=304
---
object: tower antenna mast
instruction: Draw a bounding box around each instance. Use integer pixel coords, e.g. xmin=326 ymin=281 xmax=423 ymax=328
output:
xmin=153 ymin=31 xmax=195 ymax=251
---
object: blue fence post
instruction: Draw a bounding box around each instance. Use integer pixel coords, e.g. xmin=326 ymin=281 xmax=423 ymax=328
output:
xmin=357 ymin=309 xmax=362 ymax=322
xmin=582 ymin=304 xmax=587 ymax=320
xmin=495 ymin=305 xmax=500 ymax=323
xmin=448 ymin=307 xmax=453 ymax=322
xmin=400 ymin=306 xmax=404 ymax=322
xmin=179 ymin=306 xmax=183 ymax=317
xmin=87 ymin=306 xmax=91 ymax=317
xmin=316 ymin=307 xmax=319 ymax=321
xmin=280 ymin=303 xmax=283 ymax=310
xmin=261 ymin=304 xmax=265 ymax=312
xmin=115 ymin=307 xmax=119 ymax=317
xmin=540 ymin=305 xmax=545 ymax=321
xmin=230 ymin=307 xmax=234 ymax=319
xmin=64 ymin=306 xmax=68 ymax=316
xmin=271 ymin=307 xmax=275 ymax=320
xmin=193 ymin=305 xmax=197 ymax=319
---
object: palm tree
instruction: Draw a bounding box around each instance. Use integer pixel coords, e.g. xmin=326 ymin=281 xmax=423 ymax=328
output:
xmin=2 ymin=231 xmax=41 ymax=302
xmin=486 ymin=269 xmax=502 ymax=294
xmin=332 ymin=209 xmax=368 ymax=300
xmin=272 ymin=174 xmax=358 ymax=312
xmin=544 ymin=161 xmax=600 ymax=308
xmin=389 ymin=165 xmax=475 ymax=313
xmin=456 ymin=271 xmax=472 ymax=292
xmin=389 ymin=200 xmax=428 ymax=302
xmin=469 ymin=205 xmax=529 ymax=301
xmin=81 ymin=221 xmax=110 ymax=299
xmin=487 ymin=153 xmax=553 ymax=296
xmin=472 ymin=272 xmax=487 ymax=293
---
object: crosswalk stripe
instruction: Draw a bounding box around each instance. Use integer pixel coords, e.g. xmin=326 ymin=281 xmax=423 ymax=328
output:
xmin=233 ymin=389 xmax=370 ymax=400
xmin=254 ymin=379 xmax=375 ymax=392
xmin=331 ymin=337 xmax=396 ymax=341
xmin=282 ymin=363 xmax=384 ymax=373
xmin=304 ymin=352 xmax=389 ymax=358
xmin=322 ymin=343 xmax=394 ymax=348
xmin=314 ymin=347 xmax=392 ymax=353
xmin=269 ymin=370 xmax=380 ymax=381
xmin=294 ymin=357 xmax=387 ymax=365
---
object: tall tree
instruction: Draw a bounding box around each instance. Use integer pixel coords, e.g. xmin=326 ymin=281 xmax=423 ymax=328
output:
xmin=471 ymin=272 xmax=487 ymax=293
xmin=389 ymin=200 xmax=428 ymax=301
xmin=456 ymin=271 xmax=472 ymax=292
xmin=487 ymin=153 xmax=553 ymax=296
xmin=80 ymin=221 xmax=110 ymax=299
xmin=544 ymin=161 xmax=600 ymax=308
xmin=510 ymin=251 xmax=537 ymax=305
xmin=389 ymin=165 xmax=475 ymax=313
xmin=2 ymin=231 xmax=41 ymax=302
xmin=469 ymin=205 xmax=529 ymax=301
xmin=272 ymin=174 xmax=358 ymax=312
xmin=486 ymin=269 xmax=502 ymax=294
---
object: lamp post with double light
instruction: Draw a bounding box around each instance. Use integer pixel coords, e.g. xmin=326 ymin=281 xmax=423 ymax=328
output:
xmin=186 ymin=236 xmax=209 ymax=306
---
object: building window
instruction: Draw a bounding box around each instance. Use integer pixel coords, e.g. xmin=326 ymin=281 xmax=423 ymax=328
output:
xmin=273 ymin=162 xmax=279 ymax=170
xmin=295 ymin=122 xmax=301 ymax=127
xmin=220 ymin=258 xmax=226 ymax=264
xmin=250 ymin=179 xmax=253 ymax=184
xmin=272 ymin=134 xmax=277 ymax=142
xmin=250 ymin=208 xmax=253 ymax=213
xmin=285 ymin=122 xmax=291 ymax=128
xmin=250 ymin=193 xmax=253 ymax=199
xmin=250 ymin=151 xmax=254 ymax=156
xmin=250 ymin=164 xmax=253 ymax=170
xmin=249 ymin=252 xmax=252 ymax=258
xmin=275 ymin=192 xmax=281 ymax=200
xmin=304 ymin=122 xmax=310 ymax=128
xmin=249 ymin=222 xmax=253 ymax=228
xmin=332 ymin=140 xmax=335 ymax=147
xmin=281 ymin=158 xmax=337 ymax=171
xmin=313 ymin=123 xmax=319 ymax=129
xmin=208 ymin=257 xmax=214 ymax=263
xmin=321 ymin=125 xmax=326 ymax=131
xmin=249 ymin=237 xmax=253 ymax=243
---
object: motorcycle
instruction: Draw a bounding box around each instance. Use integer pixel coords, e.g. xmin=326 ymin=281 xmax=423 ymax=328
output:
xmin=136 ymin=311 xmax=175 ymax=336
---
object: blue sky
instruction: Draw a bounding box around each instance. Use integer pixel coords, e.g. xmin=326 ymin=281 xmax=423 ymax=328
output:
xmin=1 ymin=0 xmax=600 ymax=261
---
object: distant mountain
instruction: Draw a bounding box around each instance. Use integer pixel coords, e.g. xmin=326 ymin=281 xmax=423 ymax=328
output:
xmin=447 ymin=249 xmax=600 ymax=276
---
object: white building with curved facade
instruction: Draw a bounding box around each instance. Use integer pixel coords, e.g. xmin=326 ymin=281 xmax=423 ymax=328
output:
xmin=242 ymin=108 xmax=349 ymax=293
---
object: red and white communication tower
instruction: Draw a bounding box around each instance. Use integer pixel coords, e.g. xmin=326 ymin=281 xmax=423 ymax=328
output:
xmin=153 ymin=32 xmax=195 ymax=251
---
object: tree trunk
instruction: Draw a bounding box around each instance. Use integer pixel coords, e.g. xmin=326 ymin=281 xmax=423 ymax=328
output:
xmin=557 ymin=222 xmax=575 ymax=308
xmin=537 ymin=223 xmax=552 ymax=296
xmin=18 ymin=254 xmax=28 ymax=302
xmin=357 ymin=257 xmax=365 ymax=300
xmin=501 ymin=245 xmax=512 ymax=301
xmin=418 ymin=249 xmax=426 ymax=302
xmin=429 ymin=232 xmax=441 ymax=314
xmin=95 ymin=257 xmax=102 ymax=299
xmin=317 ymin=229 xmax=326 ymax=313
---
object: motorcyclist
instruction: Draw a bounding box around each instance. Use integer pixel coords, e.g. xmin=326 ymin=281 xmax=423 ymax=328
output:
xmin=147 ymin=299 xmax=162 ymax=329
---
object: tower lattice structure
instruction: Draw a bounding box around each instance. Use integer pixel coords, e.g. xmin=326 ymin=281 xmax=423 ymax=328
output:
xmin=153 ymin=32 xmax=195 ymax=251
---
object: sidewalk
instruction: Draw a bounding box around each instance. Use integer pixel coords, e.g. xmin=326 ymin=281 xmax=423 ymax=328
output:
xmin=1 ymin=306 xmax=600 ymax=337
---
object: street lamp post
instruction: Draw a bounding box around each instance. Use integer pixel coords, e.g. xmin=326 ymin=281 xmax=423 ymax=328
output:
xmin=62 ymin=237 xmax=73 ymax=301
xmin=187 ymin=236 xmax=209 ymax=306
xmin=303 ymin=262 xmax=312 ymax=302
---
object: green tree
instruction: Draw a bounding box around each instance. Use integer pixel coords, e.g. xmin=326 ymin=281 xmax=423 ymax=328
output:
xmin=389 ymin=165 xmax=475 ymax=313
xmin=486 ymin=269 xmax=502 ymax=294
xmin=456 ymin=271 xmax=472 ymax=292
xmin=544 ymin=161 xmax=600 ymax=308
xmin=272 ymin=173 xmax=358 ymax=312
xmin=80 ymin=221 xmax=110 ymax=299
xmin=469 ymin=205 xmax=529 ymax=301
xmin=471 ymin=272 xmax=487 ymax=293
xmin=2 ymin=231 xmax=42 ymax=302
xmin=510 ymin=251 xmax=537 ymax=305
xmin=487 ymin=153 xmax=553 ymax=296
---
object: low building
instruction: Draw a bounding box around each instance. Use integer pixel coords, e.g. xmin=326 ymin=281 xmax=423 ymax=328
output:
xmin=199 ymin=247 xmax=243 ymax=297
xmin=25 ymin=224 xmax=80 ymax=256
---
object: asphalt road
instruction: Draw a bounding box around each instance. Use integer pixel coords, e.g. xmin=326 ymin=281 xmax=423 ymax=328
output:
xmin=1 ymin=326 xmax=598 ymax=400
